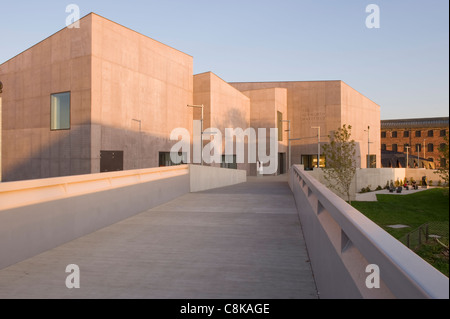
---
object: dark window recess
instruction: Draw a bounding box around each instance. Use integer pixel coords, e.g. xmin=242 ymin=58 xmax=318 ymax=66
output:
xmin=415 ymin=131 xmax=421 ymax=137
xmin=428 ymin=130 xmax=434 ymax=137
xmin=428 ymin=144 xmax=434 ymax=152
xmin=100 ymin=151 xmax=124 ymax=173
xmin=403 ymin=131 xmax=410 ymax=138
xmin=416 ymin=144 xmax=421 ymax=152
xmin=441 ymin=130 xmax=447 ymax=137
xmin=392 ymin=144 xmax=398 ymax=152
xmin=159 ymin=152 xmax=187 ymax=167
xmin=392 ymin=131 xmax=398 ymax=138
xmin=381 ymin=132 xmax=386 ymax=138
xmin=221 ymin=155 xmax=237 ymax=169
xmin=381 ymin=144 xmax=387 ymax=151
xmin=404 ymin=144 xmax=410 ymax=151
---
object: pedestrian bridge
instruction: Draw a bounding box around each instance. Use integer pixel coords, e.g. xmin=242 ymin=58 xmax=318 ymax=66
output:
xmin=0 ymin=165 xmax=448 ymax=299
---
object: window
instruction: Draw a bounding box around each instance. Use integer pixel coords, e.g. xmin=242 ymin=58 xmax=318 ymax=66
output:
xmin=428 ymin=130 xmax=434 ymax=137
xmin=416 ymin=144 xmax=421 ymax=152
xmin=277 ymin=111 xmax=283 ymax=141
xmin=441 ymin=130 xmax=447 ymax=137
xmin=415 ymin=130 xmax=421 ymax=137
xmin=392 ymin=131 xmax=398 ymax=138
xmin=403 ymin=131 xmax=410 ymax=138
xmin=404 ymin=143 xmax=410 ymax=152
xmin=440 ymin=143 xmax=447 ymax=151
xmin=51 ymin=92 xmax=70 ymax=130
xmin=428 ymin=144 xmax=434 ymax=152
xmin=441 ymin=158 xmax=447 ymax=168
xmin=159 ymin=152 xmax=187 ymax=167
xmin=381 ymin=144 xmax=386 ymax=151
xmin=392 ymin=144 xmax=398 ymax=152
xmin=381 ymin=132 xmax=387 ymax=138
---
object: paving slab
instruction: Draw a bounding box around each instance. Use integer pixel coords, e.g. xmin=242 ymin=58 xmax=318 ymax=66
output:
xmin=0 ymin=175 xmax=317 ymax=299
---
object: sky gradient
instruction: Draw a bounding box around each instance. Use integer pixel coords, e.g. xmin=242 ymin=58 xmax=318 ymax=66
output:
xmin=0 ymin=0 xmax=448 ymax=120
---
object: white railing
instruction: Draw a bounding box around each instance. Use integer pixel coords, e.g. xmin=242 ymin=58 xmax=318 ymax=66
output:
xmin=289 ymin=165 xmax=449 ymax=299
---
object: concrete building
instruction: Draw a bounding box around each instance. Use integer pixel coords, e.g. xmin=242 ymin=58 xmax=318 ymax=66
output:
xmin=0 ymin=13 xmax=193 ymax=182
xmin=230 ymin=81 xmax=381 ymax=170
xmin=381 ymin=117 xmax=449 ymax=168
xmin=1 ymin=13 xmax=381 ymax=182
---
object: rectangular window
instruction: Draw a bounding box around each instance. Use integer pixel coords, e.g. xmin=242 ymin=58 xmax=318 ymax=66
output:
xmin=392 ymin=131 xmax=398 ymax=138
xmin=381 ymin=132 xmax=386 ymax=138
xmin=416 ymin=144 xmax=421 ymax=152
xmin=159 ymin=152 xmax=187 ymax=167
xmin=428 ymin=130 xmax=434 ymax=137
xmin=403 ymin=131 xmax=410 ymax=138
xmin=428 ymin=144 xmax=434 ymax=152
xmin=51 ymin=92 xmax=70 ymax=130
xmin=392 ymin=144 xmax=398 ymax=152
xmin=415 ymin=130 xmax=421 ymax=137
xmin=277 ymin=111 xmax=283 ymax=141
xmin=440 ymin=130 xmax=447 ymax=137
xmin=403 ymin=143 xmax=410 ymax=151
xmin=381 ymin=144 xmax=386 ymax=151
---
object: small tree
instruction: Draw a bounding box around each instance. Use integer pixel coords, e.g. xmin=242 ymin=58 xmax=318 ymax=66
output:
xmin=322 ymin=124 xmax=357 ymax=204
xmin=436 ymin=131 xmax=449 ymax=194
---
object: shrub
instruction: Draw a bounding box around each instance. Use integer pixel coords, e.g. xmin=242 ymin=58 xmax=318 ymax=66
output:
xmin=429 ymin=180 xmax=433 ymax=186
xmin=376 ymin=185 xmax=383 ymax=191
xmin=385 ymin=181 xmax=390 ymax=189
xmin=438 ymin=180 xmax=442 ymax=187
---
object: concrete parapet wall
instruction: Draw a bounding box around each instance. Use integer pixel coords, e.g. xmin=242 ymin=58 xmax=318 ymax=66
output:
xmin=0 ymin=166 xmax=190 ymax=270
xmin=0 ymin=165 xmax=247 ymax=270
xmin=289 ymin=165 xmax=449 ymax=299
xmin=189 ymin=164 xmax=247 ymax=192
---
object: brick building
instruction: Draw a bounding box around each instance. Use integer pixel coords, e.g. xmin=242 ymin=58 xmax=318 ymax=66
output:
xmin=381 ymin=117 xmax=449 ymax=168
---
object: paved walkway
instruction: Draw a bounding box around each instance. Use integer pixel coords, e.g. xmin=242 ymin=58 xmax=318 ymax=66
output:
xmin=0 ymin=176 xmax=317 ymax=299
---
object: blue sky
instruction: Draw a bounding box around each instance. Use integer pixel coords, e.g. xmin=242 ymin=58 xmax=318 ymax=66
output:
xmin=0 ymin=0 xmax=448 ymax=120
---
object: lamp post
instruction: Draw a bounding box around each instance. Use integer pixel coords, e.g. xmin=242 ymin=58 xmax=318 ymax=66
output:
xmin=423 ymin=139 xmax=426 ymax=162
xmin=405 ymin=145 xmax=411 ymax=168
xmin=364 ymin=126 xmax=374 ymax=168
xmin=311 ymin=126 xmax=321 ymax=168
xmin=187 ymin=104 xmax=204 ymax=165
xmin=282 ymin=120 xmax=291 ymax=169
xmin=132 ymin=119 xmax=142 ymax=169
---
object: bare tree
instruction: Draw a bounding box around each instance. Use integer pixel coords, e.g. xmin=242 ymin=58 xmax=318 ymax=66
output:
xmin=322 ymin=124 xmax=357 ymax=204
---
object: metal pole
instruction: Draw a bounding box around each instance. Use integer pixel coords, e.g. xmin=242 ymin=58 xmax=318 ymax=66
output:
xmin=406 ymin=146 xmax=410 ymax=168
xmin=187 ymin=104 xmax=205 ymax=166
xmin=282 ymin=120 xmax=291 ymax=169
xmin=311 ymin=127 xmax=320 ymax=168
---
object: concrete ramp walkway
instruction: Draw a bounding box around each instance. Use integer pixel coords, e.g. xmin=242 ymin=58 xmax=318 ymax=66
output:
xmin=0 ymin=175 xmax=317 ymax=299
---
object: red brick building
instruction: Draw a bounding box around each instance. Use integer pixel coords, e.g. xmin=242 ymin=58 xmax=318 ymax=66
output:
xmin=381 ymin=117 xmax=449 ymax=168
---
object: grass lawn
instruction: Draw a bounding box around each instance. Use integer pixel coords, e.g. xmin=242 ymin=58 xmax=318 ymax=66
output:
xmin=352 ymin=188 xmax=449 ymax=277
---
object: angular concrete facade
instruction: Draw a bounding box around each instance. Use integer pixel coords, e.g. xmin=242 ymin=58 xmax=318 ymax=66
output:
xmin=0 ymin=13 xmax=193 ymax=182
xmin=231 ymin=81 xmax=381 ymax=170
xmin=1 ymin=13 xmax=381 ymax=182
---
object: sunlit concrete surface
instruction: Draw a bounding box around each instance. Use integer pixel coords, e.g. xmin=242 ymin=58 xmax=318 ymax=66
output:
xmin=0 ymin=175 xmax=317 ymax=299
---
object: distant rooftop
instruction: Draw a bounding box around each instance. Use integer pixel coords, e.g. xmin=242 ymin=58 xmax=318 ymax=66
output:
xmin=381 ymin=117 xmax=449 ymax=129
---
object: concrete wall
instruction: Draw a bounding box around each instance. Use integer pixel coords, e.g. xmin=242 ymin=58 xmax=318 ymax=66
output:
xmin=193 ymin=72 xmax=251 ymax=174
xmin=0 ymin=14 xmax=93 ymax=182
xmin=230 ymin=81 xmax=381 ymax=169
xmin=305 ymin=166 xmax=445 ymax=202
xmin=90 ymin=14 xmax=193 ymax=172
xmin=289 ymin=165 xmax=449 ymax=299
xmin=0 ymin=166 xmax=190 ymax=270
xmin=189 ymin=164 xmax=247 ymax=192
xmin=0 ymin=164 xmax=248 ymax=270
xmin=241 ymin=88 xmax=288 ymax=175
